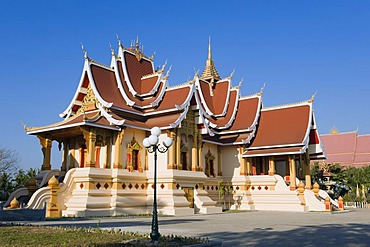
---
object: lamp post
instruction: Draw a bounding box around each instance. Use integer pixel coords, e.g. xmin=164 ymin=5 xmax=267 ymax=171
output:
xmin=143 ymin=126 xmax=173 ymax=242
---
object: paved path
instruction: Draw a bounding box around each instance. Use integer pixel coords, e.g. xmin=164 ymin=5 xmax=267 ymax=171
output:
xmin=21 ymin=209 xmax=370 ymax=246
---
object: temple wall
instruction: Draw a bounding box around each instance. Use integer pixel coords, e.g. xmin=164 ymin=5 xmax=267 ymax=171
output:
xmin=221 ymin=146 xmax=239 ymax=179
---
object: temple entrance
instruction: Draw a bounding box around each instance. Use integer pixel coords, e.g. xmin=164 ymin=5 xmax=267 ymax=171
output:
xmin=275 ymin=160 xmax=287 ymax=177
xmin=181 ymin=152 xmax=187 ymax=170
xmin=183 ymin=187 xmax=194 ymax=208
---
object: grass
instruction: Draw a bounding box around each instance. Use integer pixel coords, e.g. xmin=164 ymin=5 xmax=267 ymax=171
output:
xmin=0 ymin=223 xmax=207 ymax=246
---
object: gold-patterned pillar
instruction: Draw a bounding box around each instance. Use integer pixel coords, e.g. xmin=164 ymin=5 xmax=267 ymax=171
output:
xmin=246 ymin=158 xmax=252 ymax=175
xmin=197 ymin=132 xmax=203 ymax=170
xmin=289 ymin=155 xmax=297 ymax=190
xmin=239 ymin=146 xmax=247 ymax=175
xmin=113 ymin=130 xmax=124 ymax=168
xmin=168 ymin=130 xmax=176 ymax=169
xmin=176 ymin=128 xmax=181 ymax=168
xmin=38 ymin=136 xmax=52 ymax=171
xmin=268 ymin=156 xmax=276 ymax=176
xmin=191 ymin=133 xmax=198 ymax=171
xmin=68 ymin=138 xmax=76 ymax=169
xmin=82 ymin=129 xmax=96 ymax=168
xmin=61 ymin=141 xmax=68 ymax=172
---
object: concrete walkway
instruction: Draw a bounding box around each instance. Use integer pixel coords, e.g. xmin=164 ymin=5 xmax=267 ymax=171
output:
xmin=14 ymin=209 xmax=370 ymax=246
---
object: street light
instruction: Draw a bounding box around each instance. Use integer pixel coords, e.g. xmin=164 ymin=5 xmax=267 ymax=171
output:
xmin=143 ymin=126 xmax=173 ymax=242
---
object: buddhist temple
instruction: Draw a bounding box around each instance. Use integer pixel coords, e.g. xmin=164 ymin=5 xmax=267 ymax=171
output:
xmin=20 ymin=37 xmax=331 ymax=216
xmin=317 ymin=128 xmax=370 ymax=168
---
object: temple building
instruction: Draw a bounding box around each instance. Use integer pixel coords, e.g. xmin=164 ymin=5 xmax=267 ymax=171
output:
xmin=317 ymin=128 xmax=370 ymax=168
xmin=23 ymin=37 xmax=328 ymax=217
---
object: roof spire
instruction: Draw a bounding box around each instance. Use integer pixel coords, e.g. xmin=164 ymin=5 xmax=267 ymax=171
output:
xmin=200 ymin=37 xmax=221 ymax=83
xmin=208 ymin=36 xmax=212 ymax=60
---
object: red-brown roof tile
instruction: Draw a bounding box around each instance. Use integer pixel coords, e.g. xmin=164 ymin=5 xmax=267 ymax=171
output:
xmin=250 ymin=104 xmax=311 ymax=148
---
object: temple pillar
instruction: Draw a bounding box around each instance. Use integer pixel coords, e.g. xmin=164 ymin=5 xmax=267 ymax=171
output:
xmin=82 ymin=129 xmax=96 ymax=168
xmin=176 ymin=128 xmax=181 ymax=168
xmin=239 ymin=146 xmax=247 ymax=175
xmin=217 ymin=145 xmax=222 ymax=176
xmin=289 ymin=155 xmax=297 ymax=190
xmin=198 ymin=132 xmax=203 ymax=170
xmin=105 ymin=136 xmax=112 ymax=169
xmin=168 ymin=131 xmax=176 ymax=169
xmin=38 ymin=136 xmax=52 ymax=171
xmin=191 ymin=134 xmax=197 ymax=171
xmin=246 ymin=158 xmax=252 ymax=175
xmin=61 ymin=141 xmax=68 ymax=172
xmin=95 ymin=146 xmax=101 ymax=168
xmin=305 ymin=151 xmax=312 ymax=190
xmin=268 ymin=156 xmax=276 ymax=176
xmin=113 ymin=130 xmax=124 ymax=168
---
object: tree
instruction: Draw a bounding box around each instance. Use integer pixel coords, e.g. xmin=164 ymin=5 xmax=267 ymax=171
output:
xmin=13 ymin=167 xmax=39 ymax=190
xmin=0 ymin=146 xmax=20 ymax=174
xmin=0 ymin=172 xmax=12 ymax=201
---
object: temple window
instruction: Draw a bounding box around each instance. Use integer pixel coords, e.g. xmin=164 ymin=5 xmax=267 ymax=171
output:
xmin=132 ymin=149 xmax=139 ymax=170
xmin=205 ymin=150 xmax=215 ymax=177
xmin=126 ymin=137 xmax=142 ymax=172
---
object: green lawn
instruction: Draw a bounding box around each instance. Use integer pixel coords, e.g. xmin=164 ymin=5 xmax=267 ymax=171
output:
xmin=0 ymin=224 xmax=206 ymax=246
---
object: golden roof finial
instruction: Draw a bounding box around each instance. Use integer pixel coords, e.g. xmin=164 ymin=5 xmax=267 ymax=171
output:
xmin=200 ymin=37 xmax=221 ymax=83
xmin=208 ymin=36 xmax=212 ymax=60
xmin=330 ymin=126 xmax=340 ymax=135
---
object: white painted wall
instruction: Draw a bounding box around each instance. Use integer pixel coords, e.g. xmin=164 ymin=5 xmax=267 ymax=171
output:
xmin=221 ymin=145 xmax=240 ymax=179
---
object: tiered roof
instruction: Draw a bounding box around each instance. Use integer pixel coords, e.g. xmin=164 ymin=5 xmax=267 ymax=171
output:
xmin=242 ymin=98 xmax=325 ymax=159
xmin=25 ymin=37 xmax=325 ymax=159
xmin=319 ymin=130 xmax=370 ymax=167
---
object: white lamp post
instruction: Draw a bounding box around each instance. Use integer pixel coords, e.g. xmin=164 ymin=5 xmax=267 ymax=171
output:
xmin=143 ymin=126 xmax=173 ymax=242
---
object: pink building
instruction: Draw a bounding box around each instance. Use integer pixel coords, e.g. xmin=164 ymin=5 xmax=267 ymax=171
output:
xmin=319 ymin=128 xmax=370 ymax=168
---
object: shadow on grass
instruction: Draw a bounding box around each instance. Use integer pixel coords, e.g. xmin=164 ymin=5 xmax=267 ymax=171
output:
xmin=40 ymin=218 xmax=205 ymax=229
xmin=205 ymin=223 xmax=370 ymax=246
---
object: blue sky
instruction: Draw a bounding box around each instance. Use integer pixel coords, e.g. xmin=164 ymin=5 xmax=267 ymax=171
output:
xmin=1 ymin=1 xmax=370 ymax=171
